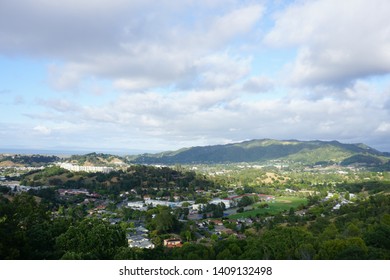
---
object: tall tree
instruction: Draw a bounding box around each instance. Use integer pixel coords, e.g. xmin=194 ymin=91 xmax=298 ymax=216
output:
xmin=56 ymin=218 xmax=126 ymax=259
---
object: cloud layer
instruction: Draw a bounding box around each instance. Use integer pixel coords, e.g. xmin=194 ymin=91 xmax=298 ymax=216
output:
xmin=265 ymin=0 xmax=390 ymax=86
xmin=1 ymin=0 xmax=390 ymax=152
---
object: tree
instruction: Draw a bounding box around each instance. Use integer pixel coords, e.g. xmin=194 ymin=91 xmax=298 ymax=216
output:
xmin=241 ymin=226 xmax=315 ymax=260
xmin=319 ymin=223 xmax=339 ymax=241
xmin=344 ymin=223 xmax=361 ymax=238
xmin=317 ymin=238 xmax=368 ymax=259
xmin=212 ymin=204 xmax=224 ymax=218
xmin=295 ymin=243 xmax=316 ymax=260
xmin=0 ymin=193 xmax=64 ymax=259
xmin=237 ymin=196 xmax=254 ymax=207
xmin=181 ymin=202 xmax=191 ymax=208
xmin=151 ymin=208 xmax=179 ymax=234
xmin=364 ymin=223 xmax=390 ymax=250
xmin=56 ymin=218 xmax=126 ymax=259
xmin=216 ymin=248 xmax=232 ymax=260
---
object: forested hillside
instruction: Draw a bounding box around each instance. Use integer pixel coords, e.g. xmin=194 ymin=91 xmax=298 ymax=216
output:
xmin=129 ymin=139 xmax=390 ymax=166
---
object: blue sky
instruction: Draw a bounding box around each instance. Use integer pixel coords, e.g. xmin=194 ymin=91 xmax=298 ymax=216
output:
xmin=1 ymin=0 xmax=390 ymax=154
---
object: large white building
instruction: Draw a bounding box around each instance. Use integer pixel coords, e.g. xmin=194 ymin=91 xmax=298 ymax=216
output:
xmin=58 ymin=163 xmax=114 ymax=173
xmin=145 ymin=199 xmax=180 ymax=208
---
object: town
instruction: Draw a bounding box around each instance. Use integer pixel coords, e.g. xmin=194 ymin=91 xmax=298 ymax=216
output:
xmin=2 ymin=153 xmax=389 ymax=260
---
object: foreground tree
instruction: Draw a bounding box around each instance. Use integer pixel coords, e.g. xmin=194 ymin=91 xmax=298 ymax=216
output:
xmin=0 ymin=193 xmax=62 ymax=259
xmin=56 ymin=218 xmax=126 ymax=259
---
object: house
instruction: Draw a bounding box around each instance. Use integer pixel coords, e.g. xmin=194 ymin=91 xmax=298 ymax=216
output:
xmin=333 ymin=199 xmax=351 ymax=211
xmin=192 ymin=203 xmax=205 ymax=211
xmin=127 ymin=235 xmax=155 ymax=249
xmin=210 ymin=198 xmax=232 ymax=209
xmin=209 ymin=219 xmax=223 ymax=226
xmin=109 ymin=218 xmax=121 ymax=225
xmin=333 ymin=203 xmax=341 ymax=210
xmin=135 ymin=226 xmax=149 ymax=234
xmin=214 ymin=225 xmax=234 ymax=235
xmin=163 ymin=238 xmax=183 ymax=248
xmin=285 ymin=188 xmax=296 ymax=193
xmin=257 ymin=194 xmax=275 ymax=201
xmin=127 ymin=201 xmax=146 ymax=210
xmin=145 ymin=199 xmax=179 ymax=208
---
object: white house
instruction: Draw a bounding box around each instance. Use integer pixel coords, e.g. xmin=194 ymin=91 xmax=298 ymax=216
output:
xmin=127 ymin=201 xmax=146 ymax=210
xmin=127 ymin=235 xmax=155 ymax=249
xmin=210 ymin=198 xmax=232 ymax=209
xmin=145 ymin=199 xmax=180 ymax=208
xmin=192 ymin=203 xmax=205 ymax=211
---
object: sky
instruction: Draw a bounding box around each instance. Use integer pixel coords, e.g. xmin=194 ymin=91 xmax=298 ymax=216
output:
xmin=1 ymin=0 xmax=390 ymax=154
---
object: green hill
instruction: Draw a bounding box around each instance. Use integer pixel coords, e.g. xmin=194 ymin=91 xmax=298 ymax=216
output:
xmin=66 ymin=152 xmax=126 ymax=167
xmin=0 ymin=154 xmax=60 ymax=167
xmin=129 ymin=139 xmax=389 ymax=166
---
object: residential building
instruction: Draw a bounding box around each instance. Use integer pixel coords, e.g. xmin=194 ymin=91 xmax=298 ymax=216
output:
xmin=163 ymin=238 xmax=182 ymax=248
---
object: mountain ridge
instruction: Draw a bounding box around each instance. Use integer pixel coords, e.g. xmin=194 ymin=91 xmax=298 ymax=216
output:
xmin=128 ymin=139 xmax=390 ymax=166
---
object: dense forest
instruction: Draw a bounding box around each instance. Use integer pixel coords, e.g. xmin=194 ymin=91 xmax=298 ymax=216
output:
xmin=1 ymin=190 xmax=390 ymax=260
xmin=129 ymin=139 xmax=390 ymax=166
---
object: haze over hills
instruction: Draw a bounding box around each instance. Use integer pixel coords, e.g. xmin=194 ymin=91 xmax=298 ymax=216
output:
xmin=128 ymin=139 xmax=390 ymax=166
xmin=2 ymin=139 xmax=390 ymax=168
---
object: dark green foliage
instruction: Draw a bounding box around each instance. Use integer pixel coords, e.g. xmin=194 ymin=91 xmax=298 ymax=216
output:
xmin=56 ymin=218 xmax=127 ymax=259
xmin=340 ymin=154 xmax=384 ymax=166
xmin=364 ymin=224 xmax=390 ymax=250
xmin=317 ymin=238 xmax=368 ymax=259
xmin=149 ymin=208 xmax=180 ymax=234
xmin=170 ymin=243 xmax=215 ymax=260
xmin=237 ymin=196 xmax=255 ymax=207
xmin=2 ymin=176 xmax=390 ymax=260
xmin=340 ymin=180 xmax=390 ymax=194
xmin=20 ymin=164 xmax=214 ymax=199
xmin=241 ymin=227 xmax=315 ymax=260
xmin=0 ymin=193 xmax=69 ymax=259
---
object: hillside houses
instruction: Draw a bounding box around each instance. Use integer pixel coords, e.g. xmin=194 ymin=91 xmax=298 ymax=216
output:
xmin=58 ymin=188 xmax=100 ymax=198
xmin=127 ymin=226 xmax=154 ymax=249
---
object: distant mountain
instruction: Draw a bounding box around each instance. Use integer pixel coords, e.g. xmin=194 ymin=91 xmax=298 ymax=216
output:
xmin=0 ymin=152 xmax=128 ymax=168
xmin=0 ymin=154 xmax=60 ymax=167
xmin=128 ymin=139 xmax=390 ymax=166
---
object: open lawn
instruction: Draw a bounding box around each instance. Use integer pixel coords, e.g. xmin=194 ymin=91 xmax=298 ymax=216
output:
xmin=228 ymin=196 xmax=307 ymax=219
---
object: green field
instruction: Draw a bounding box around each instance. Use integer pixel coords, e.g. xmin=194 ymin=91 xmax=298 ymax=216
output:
xmin=228 ymin=196 xmax=307 ymax=219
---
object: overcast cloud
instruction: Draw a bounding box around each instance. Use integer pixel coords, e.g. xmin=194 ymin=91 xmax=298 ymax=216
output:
xmin=1 ymin=0 xmax=390 ymax=153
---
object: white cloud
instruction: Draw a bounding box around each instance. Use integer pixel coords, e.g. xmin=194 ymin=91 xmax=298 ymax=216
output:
xmin=0 ymin=1 xmax=264 ymax=92
xmin=265 ymin=0 xmax=390 ymax=86
xmin=33 ymin=125 xmax=52 ymax=135
xmin=37 ymin=98 xmax=79 ymax=113
xmin=26 ymin=80 xmax=385 ymax=151
xmin=376 ymin=122 xmax=390 ymax=133
xmin=242 ymin=75 xmax=274 ymax=93
xmin=203 ymin=4 xmax=264 ymax=47
xmin=2 ymin=0 xmax=390 ymax=153
xmin=190 ymin=52 xmax=252 ymax=89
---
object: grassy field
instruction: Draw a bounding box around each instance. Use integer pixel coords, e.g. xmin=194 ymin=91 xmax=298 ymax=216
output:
xmin=228 ymin=196 xmax=307 ymax=219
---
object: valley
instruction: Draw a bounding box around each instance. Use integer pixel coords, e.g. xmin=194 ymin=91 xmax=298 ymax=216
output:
xmin=1 ymin=139 xmax=390 ymax=260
